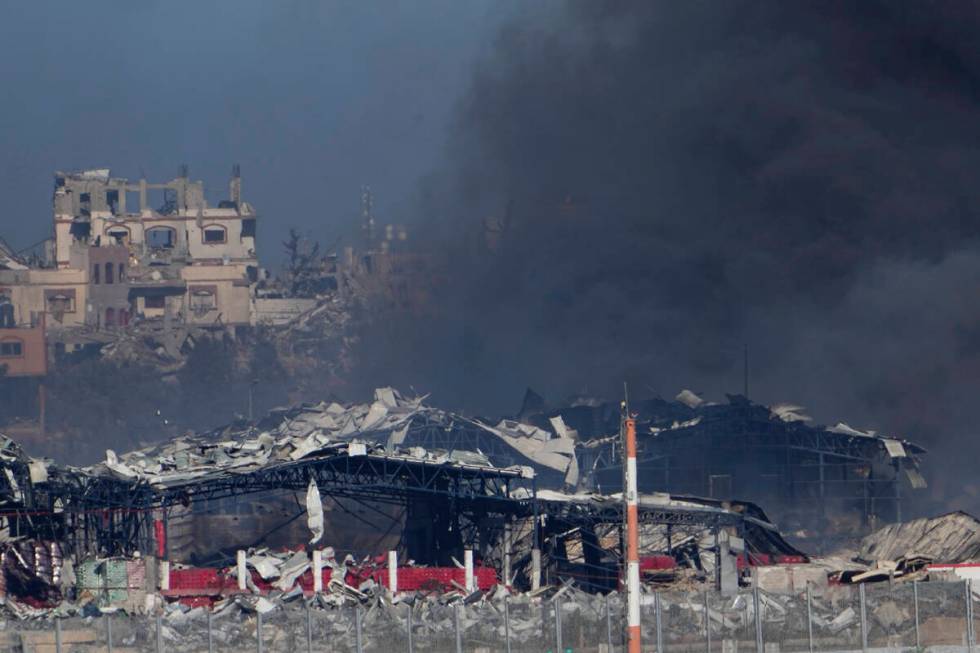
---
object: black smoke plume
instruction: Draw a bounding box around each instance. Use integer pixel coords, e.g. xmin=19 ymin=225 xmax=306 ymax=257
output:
xmin=352 ymin=1 xmax=980 ymax=513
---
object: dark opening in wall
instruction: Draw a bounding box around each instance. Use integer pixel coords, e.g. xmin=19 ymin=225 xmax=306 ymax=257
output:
xmin=106 ymin=227 xmax=129 ymax=245
xmin=0 ymin=339 xmax=22 ymax=357
xmin=0 ymin=304 xmax=14 ymax=328
xmin=146 ymin=227 xmax=176 ymax=249
xmin=69 ymin=221 xmax=91 ymax=242
xmin=203 ymin=226 xmax=227 ymax=244
xmin=106 ymin=189 xmax=119 ymax=215
xmin=126 ymin=191 xmax=140 ymax=214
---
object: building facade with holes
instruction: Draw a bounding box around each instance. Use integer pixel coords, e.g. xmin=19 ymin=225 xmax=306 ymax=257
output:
xmin=43 ymin=166 xmax=258 ymax=331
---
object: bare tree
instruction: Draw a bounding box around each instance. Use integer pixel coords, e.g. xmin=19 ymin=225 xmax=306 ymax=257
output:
xmin=283 ymin=228 xmax=321 ymax=297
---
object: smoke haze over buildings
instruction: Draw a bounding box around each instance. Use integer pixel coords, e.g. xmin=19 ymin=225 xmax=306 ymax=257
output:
xmin=355 ymin=1 xmax=980 ymax=511
xmin=3 ymin=2 xmax=980 ymax=510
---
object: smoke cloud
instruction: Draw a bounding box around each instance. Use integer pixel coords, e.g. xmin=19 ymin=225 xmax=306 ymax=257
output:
xmin=352 ymin=1 xmax=980 ymax=513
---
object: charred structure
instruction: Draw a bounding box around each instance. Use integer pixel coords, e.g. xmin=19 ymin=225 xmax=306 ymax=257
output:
xmin=519 ymin=391 xmax=926 ymax=545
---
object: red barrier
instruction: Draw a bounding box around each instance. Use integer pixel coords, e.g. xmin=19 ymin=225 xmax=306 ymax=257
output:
xmin=154 ymin=520 xmax=165 ymax=559
xmin=639 ymin=555 xmax=676 ymax=571
xmin=164 ymin=563 xmax=498 ymax=598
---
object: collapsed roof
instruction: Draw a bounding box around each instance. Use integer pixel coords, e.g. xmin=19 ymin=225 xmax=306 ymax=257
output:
xmin=85 ymin=388 xmax=576 ymax=488
xmin=858 ymin=511 xmax=980 ymax=564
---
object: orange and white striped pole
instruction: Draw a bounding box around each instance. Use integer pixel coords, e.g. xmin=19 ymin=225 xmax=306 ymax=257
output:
xmin=624 ymin=415 xmax=642 ymax=653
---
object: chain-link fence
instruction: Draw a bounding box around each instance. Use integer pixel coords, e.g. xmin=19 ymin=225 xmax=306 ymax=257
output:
xmin=0 ymin=579 xmax=976 ymax=652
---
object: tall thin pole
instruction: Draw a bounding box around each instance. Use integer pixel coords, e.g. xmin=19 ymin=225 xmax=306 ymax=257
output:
xmin=913 ymin=580 xmax=920 ymax=649
xmin=744 ymin=344 xmax=749 ymax=398
xmin=805 ymin=582 xmax=813 ymax=653
xmin=623 ymin=411 xmax=642 ymax=653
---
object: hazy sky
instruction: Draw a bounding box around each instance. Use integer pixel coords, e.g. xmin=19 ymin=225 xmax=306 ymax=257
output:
xmin=0 ymin=0 xmax=530 ymax=260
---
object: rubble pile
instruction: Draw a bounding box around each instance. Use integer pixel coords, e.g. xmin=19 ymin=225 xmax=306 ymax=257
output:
xmin=858 ymin=511 xmax=980 ymax=564
xmin=99 ymin=322 xmax=203 ymax=370
xmin=272 ymin=294 xmax=360 ymax=376
xmin=84 ymin=387 xmax=574 ymax=487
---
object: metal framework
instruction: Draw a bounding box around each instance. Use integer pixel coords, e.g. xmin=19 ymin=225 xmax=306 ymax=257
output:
xmin=585 ymin=415 xmax=924 ymax=531
xmin=10 ymin=450 xmax=533 ymax=565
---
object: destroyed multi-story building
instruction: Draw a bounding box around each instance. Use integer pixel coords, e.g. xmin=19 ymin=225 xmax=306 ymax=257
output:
xmin=53 ymin=166 xmax=258 ymax=331
xmin=0 ymin=165 xmax=259 ymax=349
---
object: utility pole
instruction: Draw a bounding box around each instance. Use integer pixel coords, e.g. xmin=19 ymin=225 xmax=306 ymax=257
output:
xmin=622 ymin=390 xmax=641 ymax=653
xmin=743 ymin=343 xmax=749 ymax=398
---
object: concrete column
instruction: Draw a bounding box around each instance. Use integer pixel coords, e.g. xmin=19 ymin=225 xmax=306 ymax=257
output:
xmin=139 ymin=179 xmax=147 ymax=213
xmin=464 ymin=549 xmax=474 ymax=592
xmin=388 ymin=550 xmax=398 ymax=594
xmin=159 ymin=560 xmax=170 ymax=591
xmin=312 ymin=550 xmax=323 ymax=593
xmin=237 ymin=550 xmax=247 ymax=591
xmin=531 ymin=549 xmax=541 ymax=591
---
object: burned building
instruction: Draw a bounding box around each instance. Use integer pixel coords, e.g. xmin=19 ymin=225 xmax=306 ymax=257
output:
xmin=0 ymin=387 xmax=806 ymax=598
xmin=520 ymin=391 xmax=926 ymax=543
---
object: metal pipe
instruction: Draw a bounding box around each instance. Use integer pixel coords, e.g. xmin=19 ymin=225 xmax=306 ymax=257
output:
xmin=106 ymin=614 xmax=113 ymax=653
xmin=655 ymin=592 xmax=664 ymax=653
xmin=156 ymin=614 xmax=163 ymax=653
xmin=967 ymin=579 xmax=975 ymax=652
xmin=454 ymin=603 xmax=462 ymax=653
xmin=859 ymin=583 xmax=868 ymax=652
xmin=532 ymin=476 xmax=541 ymax=591
xmin=505 ymin=594 xmax=512 ymax=653
xmin=606 ymin=593 xmax=614 ymax=653
xmin=257 ymin=610 xmax=264 ymax=653
xmin=913 ymin=580 xmax=920 ymax=650
xmin=806 ymin=582 xmax=813 ymax=653
xmin=704 ymin=589 xmax=711 ymax=653
xmin=624 ymin=416 xmax=642 ymax=653
xmin=307 ymin=601 xmax=314 ymax=653
xmin=555 ymin=597 xmax=563 ymax=653
xmin=753 ymin=586 xmax=763 ymax=653
xmin=504 ymin=521 xmax=513 ymax=589
xmin=55 ymin=616 xmax=62 ymax=653
xmin=208 ymin=610 xmax=214 ymax=653
xmin=355 ymin=606 xmax=363 ymax=653
xmin=407 ymin=603 xmax=414 ymax=653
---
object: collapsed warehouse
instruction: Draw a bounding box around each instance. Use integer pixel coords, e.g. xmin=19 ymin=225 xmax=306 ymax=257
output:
xmin=4 ymin=381 xmax=976 ymax=648
xmin=515 ymin=390 xmax=927 ymax=546
xmin=0 ymin=388 xmax=823 ymax=611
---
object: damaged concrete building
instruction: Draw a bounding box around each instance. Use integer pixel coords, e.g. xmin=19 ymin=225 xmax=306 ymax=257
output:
xmin=52 ymin=166 xmax=258 ymax=331
xmin=0 ymin=165 xmax=260 ymax=371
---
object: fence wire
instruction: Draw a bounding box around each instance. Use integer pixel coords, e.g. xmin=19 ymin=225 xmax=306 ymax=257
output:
xmin=0 ymin=579 xmax=976 ymax=652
